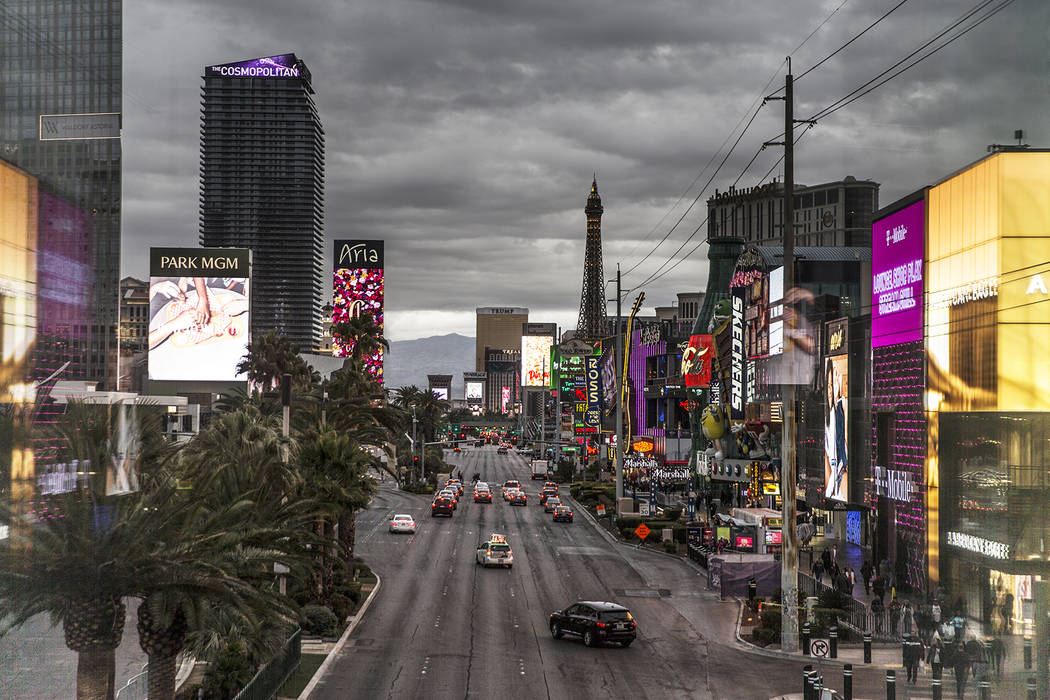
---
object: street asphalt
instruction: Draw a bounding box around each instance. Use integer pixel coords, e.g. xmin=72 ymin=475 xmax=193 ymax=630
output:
xmin=306 ymin=445 xmax=917 ymax=700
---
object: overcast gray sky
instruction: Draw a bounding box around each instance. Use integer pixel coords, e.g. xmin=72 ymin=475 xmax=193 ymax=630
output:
xmin=121 ymin=0 xmax=1048 ymax=340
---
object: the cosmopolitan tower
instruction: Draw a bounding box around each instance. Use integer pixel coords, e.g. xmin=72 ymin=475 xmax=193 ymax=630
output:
xmin=575 ymin=178 xmax=608 ymax=341
xmin=199 ymin=54 xmax=325 ymax=350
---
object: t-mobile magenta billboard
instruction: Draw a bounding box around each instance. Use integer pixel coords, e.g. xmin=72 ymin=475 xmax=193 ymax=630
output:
xmin=872 ymin=200 xmax=924 ymax=348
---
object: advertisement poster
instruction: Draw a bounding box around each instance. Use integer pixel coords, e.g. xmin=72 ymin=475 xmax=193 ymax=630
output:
xmin=823 ymin=353 xmax=849 ymax=502
xmin=148 ymin=248 xmax=250 ymax=382
xmin=333 ymin=240 xmax=385 ymax=382
xmin=682 ymin=334 xmax=713 ymax=387
xmin=466 ymin=381 xmax=484 ymax=402
xmin=872 ymin=200 xmax=924 ymax=348
xmin=521 ymin=335 xmax=554 ymax=386
xmin=432 ymin=387 xmax=449 ymax=401
xmin=107 ymin=402 xmax=141 ymax=496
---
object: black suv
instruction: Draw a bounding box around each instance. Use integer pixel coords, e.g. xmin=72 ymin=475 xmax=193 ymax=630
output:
xmin=549 ymin=601 xmax=636 ymax=647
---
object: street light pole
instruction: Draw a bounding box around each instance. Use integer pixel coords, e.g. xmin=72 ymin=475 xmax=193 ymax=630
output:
xmin=615 ymin=264 xmax=624 ymax=506
xmin=412 ymin=405 xmax=418 ymax=483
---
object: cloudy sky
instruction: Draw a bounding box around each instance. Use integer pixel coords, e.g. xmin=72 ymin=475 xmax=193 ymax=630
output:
xmin=122 ymin=0 xmax=1047 ymax=341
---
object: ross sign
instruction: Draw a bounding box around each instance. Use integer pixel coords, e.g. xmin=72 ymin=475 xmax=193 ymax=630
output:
xmin=206 ymin=54 xmax=301 ymax=79
xmin=945 ymin=531 xmax=1010 ymax=560
xmin=682 ymin=335 xmax=713 ymax=387
xmin=148 ymin=248 xmax=251 ymax=382
xmin=810 ymin=639 xmax=830 ymax=658
xmin=39 ymin=112 xmax=120 ymax=140
xmin=872 ymin=200 xmax=924 ymax=348
xmin=634 ymin=523 xmax=652 ymax=539
xmin=585 ymin=355 xmax=601 ymax=427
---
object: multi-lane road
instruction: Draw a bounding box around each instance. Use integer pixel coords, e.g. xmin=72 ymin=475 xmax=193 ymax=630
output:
xmin=309 ymin=445 xmax=892 ymax=700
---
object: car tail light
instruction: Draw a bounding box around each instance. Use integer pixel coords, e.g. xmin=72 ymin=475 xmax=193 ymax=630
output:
xmin=596 ymin=622 xmax=605 ymax=628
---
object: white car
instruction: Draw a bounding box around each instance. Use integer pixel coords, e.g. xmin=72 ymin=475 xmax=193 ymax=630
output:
xmin=389 ymin=514 xmax=417 ymax=533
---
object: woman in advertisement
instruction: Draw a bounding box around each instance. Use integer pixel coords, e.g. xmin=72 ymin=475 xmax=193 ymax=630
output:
xmin=824 ymin=357 xmax=848 ymax=501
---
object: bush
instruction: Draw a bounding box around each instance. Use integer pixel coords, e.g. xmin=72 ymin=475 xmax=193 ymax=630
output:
xmin=817 ymin=588 xmax=852 ymax=611
xmin=760 ymin=608 xmax=782 ymax=633
xmin=661 ymin=508 xmax=682 ymax=521
xmin=330 ymin=594 xmax=354 ymax=621
xmin=662 ymin=541 xmax=677 ymax=554
xmin=752 ymin=627 xmax=777 ymax=646
xmin=202 ymin=640 xmax=254 ymax=699
xmin=335 ymin=581 xmax=363 ymax=604
xmin=302 ymin=604 xmax=339 ymax=638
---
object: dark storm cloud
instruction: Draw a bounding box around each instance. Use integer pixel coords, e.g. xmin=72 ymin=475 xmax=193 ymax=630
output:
xmin=122 ymin=0 xmax=1049 ymax=339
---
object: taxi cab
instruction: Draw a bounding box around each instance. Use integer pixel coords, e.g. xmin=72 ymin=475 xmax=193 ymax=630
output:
xmin=475 ymin=533 xmax=514 ymax=568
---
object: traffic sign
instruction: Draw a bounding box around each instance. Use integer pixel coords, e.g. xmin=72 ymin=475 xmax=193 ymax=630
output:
xmin=596 ymin=504 xmax=606 ymax=517
xmin=639 ymin=501 xmax=651 ymax=516
xmin=634 ymin=523 xmax=651 ymax=540
xmin=810 ymin=639 xmax=830 ymax=658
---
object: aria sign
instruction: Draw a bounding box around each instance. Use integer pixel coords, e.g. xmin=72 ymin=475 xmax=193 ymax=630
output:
xmin=945 ymin=531 xmax=1010 ymax=560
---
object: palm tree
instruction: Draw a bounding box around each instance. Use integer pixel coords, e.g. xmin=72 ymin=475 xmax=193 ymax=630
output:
xmin=389 ymin=385 xmax=421 ymax=408
xmin=236 ymin=331 xmax=315 ymax=395
xmin=330 ymin=312 xmax=388 ymax=366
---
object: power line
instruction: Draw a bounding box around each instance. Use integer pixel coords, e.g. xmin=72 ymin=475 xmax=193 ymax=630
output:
xmin=795 ymin=0 xmax=914 ymax=83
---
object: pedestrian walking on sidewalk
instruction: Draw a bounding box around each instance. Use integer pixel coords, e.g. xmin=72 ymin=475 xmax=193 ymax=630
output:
xmin=902 ymin=634 xmax=923 ymax=684
xmin=988 ymin=636 xmax=1005 ymax=678
xmin=871 ymin=597 xmax=885 ymax=634
xmin=844 ymin=566 xmax=856 ymax=596
xmin=861 ymin=560 xmax=873 ymax=595
xmin=832 ymin=543 xmax=838 ymax=563
xmin=873 ymin=574 xmax=886 ymax=604
xmin=928 ymin=633 xmax=945 ymax=680
xmin=952 ymin=643 xmax=971 ymax=699
xmin=822 ymin=547 xmax=832 ymax=572
xmin=890 ymin=597 xmax=902 ymax=636
xmin=813 ymin=559 xmax=824 ymax=584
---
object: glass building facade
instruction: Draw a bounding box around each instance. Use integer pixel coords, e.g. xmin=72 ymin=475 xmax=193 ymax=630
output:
xmin=198 ymin=55 xmax=326 ymax=351
xmin=0 ymin=0 xmax=123 ymax=389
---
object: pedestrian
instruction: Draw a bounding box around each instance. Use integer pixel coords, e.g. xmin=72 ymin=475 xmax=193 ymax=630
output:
xmin=871 ymin=597 xmax=885 ymax=634
xmin=890 ymin=597 xmax=902 ymax=636
xmin=989 ymin=636 xmax=1005 ymax=678
xmin=932 ymin=600 xmax=942 ymax=626
xmin=873 ymin=575 xmax=886 ymax=604
xmin=953 ymin=643 xmax=971 ymax=699
xmin=844 ymin=566 xmax=856 ymax=596
xmin=902 ymin=601 xmax=914 ymax=637
xmin=861 ymin=560 xmax=873 ymax=595
xmin=903 ymin=634 xmax=923 ymax=684
xmin=928 ymin=633 xmax=945 ymax=680
xmin=813 ymin=559 xmax=824 ymax=584
xmin=822 ymin=547 xmax=832 ymax=572
xmin=1002 ymin=592 xmax=1014 ymax=634
xmin=832 ymin=543 xmax=838 ymax=564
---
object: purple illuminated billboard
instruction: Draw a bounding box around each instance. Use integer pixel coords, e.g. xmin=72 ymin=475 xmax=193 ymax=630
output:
xmin=206 ymin=54 xmax=300 ymax=79
xmin=872 ymin=200 xmax=924 ymax=348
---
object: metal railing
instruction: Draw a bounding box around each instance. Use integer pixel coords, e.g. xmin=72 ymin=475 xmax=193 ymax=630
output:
xmin=232 ymin=627 xmax=302 ymax=700
xmin=115 ymin=664 xmax=149 ymax=700
xmin=797 ymin=572 xmax=901 ymax=642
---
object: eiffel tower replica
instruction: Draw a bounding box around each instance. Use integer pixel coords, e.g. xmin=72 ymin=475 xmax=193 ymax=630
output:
xmin=575 ymin=177 xmax=608 ymax=342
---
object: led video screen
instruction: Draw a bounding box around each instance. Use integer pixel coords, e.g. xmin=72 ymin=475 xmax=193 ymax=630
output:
xmin=333 ymin=240 xmax=384 ymax=382
xmin=148 ymin=248 xmax=250 ymax=381
xmin=823 ymin=354 xmax=849 ymax=502
xmin=521 ymin=335 xmax=554 ymax=386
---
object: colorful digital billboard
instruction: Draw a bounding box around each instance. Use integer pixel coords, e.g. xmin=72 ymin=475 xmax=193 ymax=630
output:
xmin=432 ymin=387 xmax=449 ymax=401
xmin=521 ymin=334 xmax=554 ymax=387
xmin=682 ymin=335 xmax=713 ymax=387
xmin=823 ymin=353 xmax=849 ymax=502
xmin=466 ymin=381 xmax=484 ymax=402
xmin=872 ymin=200 xmax=924 ymax=348
xmin=147 ymin=248 xmax=250 ymax=382
xmin=332 ymin=240 xmax=384 ymax=383
xmin=206 ymin=54 xmax=301 ymax=79
xmin=0 ymin=160 xmax=37 ymax=403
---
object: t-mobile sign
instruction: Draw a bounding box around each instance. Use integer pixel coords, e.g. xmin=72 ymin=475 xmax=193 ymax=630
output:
xmin=872 ymin=200 xmax=924 ymax=347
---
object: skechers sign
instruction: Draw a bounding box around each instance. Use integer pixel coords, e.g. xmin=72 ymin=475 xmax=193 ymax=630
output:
xmin=730 ymin=294 xmax=745 ymax=420
xmin=207 ymin=54 xmax=301 ymax=78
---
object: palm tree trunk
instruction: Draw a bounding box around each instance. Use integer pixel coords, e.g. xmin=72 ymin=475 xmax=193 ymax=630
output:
xmin=77 ymin=646 xmax=116 ymax=700
xmin=146 ymin=653 xmax=177 ymax=700
xmin=338 ymin=509 xmax=357 ymax=562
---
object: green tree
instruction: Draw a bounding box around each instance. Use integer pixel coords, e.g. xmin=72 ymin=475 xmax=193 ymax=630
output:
xmin=330 ymin=313 xmax=388 ymax=365
xmin=236 ymin=331 xmax=316 ymax=395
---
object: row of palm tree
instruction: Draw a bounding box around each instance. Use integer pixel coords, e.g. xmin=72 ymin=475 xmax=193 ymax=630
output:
xmin=0 ymin=317 xmax=417 ymax=700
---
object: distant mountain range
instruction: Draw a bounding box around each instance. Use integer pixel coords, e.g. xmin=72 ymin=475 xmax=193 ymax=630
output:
xmin=384 ymin=333 xmax=475 ymax=398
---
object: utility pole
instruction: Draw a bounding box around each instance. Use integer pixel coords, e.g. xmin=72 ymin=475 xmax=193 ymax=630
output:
xmin=615 ymin=264 xmax=624 ymax=506
xmin=778 ymin=61 xmax=800 ymax=653
xmin=555 ymin=326 xmax=562 ymax=472
xmin=412 ymin=405 xmax=418 ymax=483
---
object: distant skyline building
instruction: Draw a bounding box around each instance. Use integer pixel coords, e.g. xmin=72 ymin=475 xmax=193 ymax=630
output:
xmin=0 ymin=0 xmax=123 ymax=389
xmin=475 ymin=307 xmax=529 ymax=372
xmin=117 ymin=277 xmax=149 ymax=392
xmin=575 ymin=178 xmax=608 ymax=341
xmin=198 ymin=54 xmax=326 ymax=351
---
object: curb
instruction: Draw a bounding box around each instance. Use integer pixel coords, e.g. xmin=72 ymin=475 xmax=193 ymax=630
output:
xmin=298 ymin=573 xmax=383 ymax=700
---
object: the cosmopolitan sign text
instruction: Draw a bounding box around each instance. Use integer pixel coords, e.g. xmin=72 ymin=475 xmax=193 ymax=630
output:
xmin=148 ymin=247 xmax=251 ymax=382
xmin=872 ymin=200 xmax=924 ymax=347
xmin=332 ymin=240 xmax=385 ymax=382
xmin=207 ymin=54 xmax=301 ymax=78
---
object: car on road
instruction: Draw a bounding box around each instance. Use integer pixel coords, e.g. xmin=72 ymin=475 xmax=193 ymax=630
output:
xmin=474 ymin=486 xmax=493 ymax=503
xmin=476 ymin=534 xmax=513 ymax=568
xmin=539 ymin=488 xmax=559 ymax=505
xmin=453 ymin=445 xmax=461 ymax=452
xmin=507 ymin=489 xmax=527 ymax=506
xmin=444 ymin=480 xmax=464 ymax=497
xmin=502 ymin=480 xmax=522 ymax=499
xmin=549 ymin=601 xmax=636 ymax=648
xmin=552 ymin=505 xmax=574 ymax=523
xmin=543 ymin=481 xmax=559 ymax=491
xmin=431 ymin=496 xmax=454 ymax=517
xmin=437 ymin=489 xmax=458 ymax=508
xmin=543 ymin=496 xmax=562 ymax=513
xmin=389 ymin=514 xmax=417 ymax=533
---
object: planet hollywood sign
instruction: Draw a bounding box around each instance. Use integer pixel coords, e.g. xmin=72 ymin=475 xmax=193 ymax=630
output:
xmin=945 ymin=531 xmax=1010 ymax=560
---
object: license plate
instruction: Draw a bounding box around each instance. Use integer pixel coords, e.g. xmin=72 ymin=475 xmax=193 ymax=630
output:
xmin=615 ymin=623 xmax=625 ymax=630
